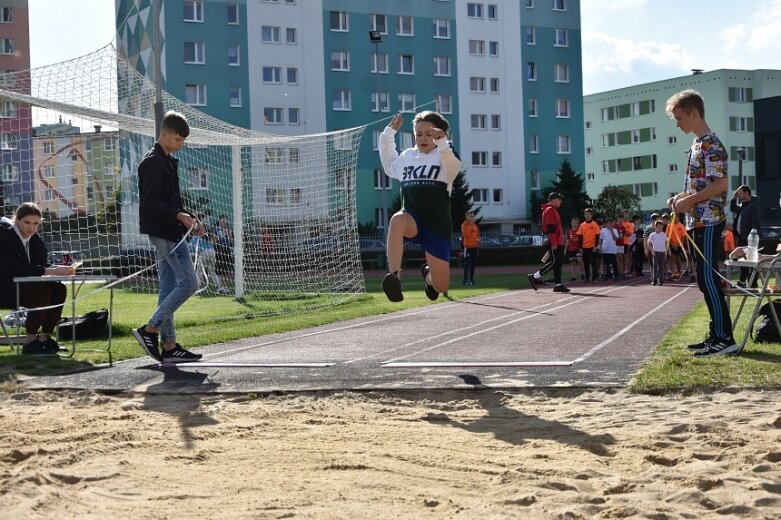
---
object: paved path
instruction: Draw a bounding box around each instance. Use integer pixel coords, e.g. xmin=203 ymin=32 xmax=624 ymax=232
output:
xmin=24 ymin=276 xmax=702 ymax=394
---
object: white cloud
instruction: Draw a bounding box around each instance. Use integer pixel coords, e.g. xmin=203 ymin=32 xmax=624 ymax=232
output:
xmin=582 ymin=32 xmax=694 ymax=75
xmin=723 ymin=0 xmax=781 ymax=52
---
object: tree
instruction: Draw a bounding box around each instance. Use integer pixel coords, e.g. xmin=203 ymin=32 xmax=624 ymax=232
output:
xmin=450 ymin=168 xmax=478 ymax=232
xmin=592 ymin=185 xmax=641 ymax=220
xmin=528 ymin=159 xmax=590 ymax=223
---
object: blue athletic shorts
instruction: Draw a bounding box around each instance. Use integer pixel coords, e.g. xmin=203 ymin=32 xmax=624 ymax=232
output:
xmin=407 ymin=211 xmax=451 ymax=262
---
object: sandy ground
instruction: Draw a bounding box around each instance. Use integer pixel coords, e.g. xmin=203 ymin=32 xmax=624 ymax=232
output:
xmin=1 ymin=388 xmax=780 ymax=519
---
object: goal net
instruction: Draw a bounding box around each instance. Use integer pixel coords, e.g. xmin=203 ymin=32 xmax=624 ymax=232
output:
xmin=0 ymin=44 xmax=367 ymax=318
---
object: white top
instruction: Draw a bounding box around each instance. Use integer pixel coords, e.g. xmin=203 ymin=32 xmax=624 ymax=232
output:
xmin=599 ymin=227 xmax=620 ymax=254
xmin=648 ymin=231 xmax=668 ymax=253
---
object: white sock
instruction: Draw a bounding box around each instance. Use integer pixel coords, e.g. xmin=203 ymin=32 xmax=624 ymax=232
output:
xmin=533 ymin=272 xmax=541 ymax=279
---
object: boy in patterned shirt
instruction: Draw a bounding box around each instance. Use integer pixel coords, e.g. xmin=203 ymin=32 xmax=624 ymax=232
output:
xmin=666 ymin=89 xmax=736 ymax=356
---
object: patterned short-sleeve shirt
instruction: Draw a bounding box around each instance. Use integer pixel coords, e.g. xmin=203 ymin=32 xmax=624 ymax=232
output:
xmin=684 ymin=133 xmax=728 ymax=228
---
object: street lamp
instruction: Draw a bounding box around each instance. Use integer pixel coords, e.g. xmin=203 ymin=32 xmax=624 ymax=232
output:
xmin=736 ymin=147 xmax=746 ymax=187
xmin=369 ymin=30 xmax=390 ymax=237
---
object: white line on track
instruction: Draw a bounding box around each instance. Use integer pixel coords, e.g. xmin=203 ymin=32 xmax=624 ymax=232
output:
xmin=382 ymin=361 xmax=573 ymax=368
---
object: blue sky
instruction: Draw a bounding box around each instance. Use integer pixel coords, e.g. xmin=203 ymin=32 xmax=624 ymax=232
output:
xmin=28 ymin=0 xmax=781 ymax=95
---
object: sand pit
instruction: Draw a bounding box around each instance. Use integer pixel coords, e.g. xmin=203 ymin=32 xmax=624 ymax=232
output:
xmin=2 ymin=388 xmax=780 ymax=519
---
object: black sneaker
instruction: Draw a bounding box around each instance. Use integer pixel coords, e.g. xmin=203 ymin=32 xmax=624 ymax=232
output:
xmin=687 ymin=336 xmax=712 ymax=352
xmin=421 ymin=263 xmax=439 ymax=301
xmin=42 ymin=337 xmax=66 ymax=353
xmin=161 ymin=344 xmax=203 ymax=363
xmin=132 ymin=326 xmax=161 ymax=361
xmin=553 ymin=284 xmax=570 ymax=293
xmin=527 ymin=274 xmax=538 ymax=291
xmin=382 ymin=272 xmax=403 ymax=302
xmin=21 ymin=339 xmax=57 ymax=357
xmin=694 ymin=338 xmax=739 ymax=357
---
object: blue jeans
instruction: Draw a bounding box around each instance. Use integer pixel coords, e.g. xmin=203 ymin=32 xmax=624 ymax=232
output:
xmin=148 ymin=236 xmax=199 ymax=344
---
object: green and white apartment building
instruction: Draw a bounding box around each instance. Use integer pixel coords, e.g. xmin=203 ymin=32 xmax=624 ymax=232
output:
xmin=584 ymin=69 xmax=781 ymax=214
xmin=115 ymin=0 xmax=584 ymax=231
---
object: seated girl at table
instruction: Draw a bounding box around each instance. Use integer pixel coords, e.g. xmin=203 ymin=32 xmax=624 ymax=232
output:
xmin=0 ymin=203 xmax=74 ymax=356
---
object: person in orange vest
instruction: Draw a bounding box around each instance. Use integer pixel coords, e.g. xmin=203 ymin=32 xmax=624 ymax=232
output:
xmin=722 ymin=222 xmax=736 ymax=273
xmin=460 ymin=210 xmax=479 ymax=285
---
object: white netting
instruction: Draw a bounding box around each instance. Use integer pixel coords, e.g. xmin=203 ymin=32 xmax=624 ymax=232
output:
xmin=0 ymin=44 xmax=367 ymax=316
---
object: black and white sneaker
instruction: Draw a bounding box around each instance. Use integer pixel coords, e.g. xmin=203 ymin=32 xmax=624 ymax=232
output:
xmin=21 ymin=339 xmax=57 ymax=357
xmin=527 ymin=274 xmax=538 ymax=291
xmin=162 ymin=344 xmax=203 ymax=363
xmin=421 ymin=263 xmax=439 ymax=301
xmin=382 ymin=272 xmax=403 ymax=302
xmin=694 ymin=338 xmax=739 ymax=357
xmin=552 ymin=284 xmax=571 ymax=293
xmin=133 ymin=326 xmax=161 ymax=361
xmin=687 ymin=336 xmax=712 ymax=352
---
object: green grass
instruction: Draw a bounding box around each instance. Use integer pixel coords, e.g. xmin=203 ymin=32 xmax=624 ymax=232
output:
xmin=3 ymin=270 xmax=780 ymax=392
xmin=630 ymin=301 xmax=781 ymax=392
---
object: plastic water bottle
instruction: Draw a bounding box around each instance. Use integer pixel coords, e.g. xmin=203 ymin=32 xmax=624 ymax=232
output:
xmin=747 ymin=228 xmax=759 ymax=262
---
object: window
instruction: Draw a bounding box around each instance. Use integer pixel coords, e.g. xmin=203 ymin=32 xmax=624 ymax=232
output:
xmin=556 ymin=135 xmax=571 ymax=154
xmin=586 ymin=147 xmax=593 ymax=155
xmin=526 ymin=26 xmax=536 ymax=45
xmin=289 ymin=188 xmax=302 ymax=204
xmin=632 ymin=129 xmax=641 ymax=143
xmin=227 ymin=4 xmax=239 ymax=24
xmin=554 ymin=29 xmax=568 ymax=47
xmin=261 ymin=26 xmax=280 ymax=43
xmin=397 ymin=15 xmax=414 ymax=36
xmin=491 ymin=114 xmax=501 ymax=130
xmin=289 ymin=147 xmax=300 ymax=163
xmin=286 ymin=28 xmax=297 ymax=44
xmin=488 ymin=41 xmax=499 ymax=56
xmin=433 ymin=57 xmax=451 ymax=76
xmin=487 ymin=4 xmax=498 ymax=19
xmin=470 ymin=76 xmax=486 ymax=93
xmin=399 ymin=54 xmax=414 ymax=74
xmin=401 ymin=132 xmax=414 ymax=149
xmin=472 ymin=151 xmax=488 ymax=166
xmin=602 ymin=134 xmax=611 ymax=147
xmin=467 ymin=3 xmax=484 ymax=18
xmin=528 ymin=97 xmax=538 ymax=117
xmin=371 ymin=92 xmax=389 ymax=112
xmin=330 ymin=11 xmax=348 ymax=31
xmin=371 ymin=14 xmax=387 ymax=34
xmin=229 ymin=86 xmax=242 ymax=107
xmin=492 ymin=152 xmax=502 ymax=167
xmin=525 ymin=0 xmax=534 ymax=8
xmin=1 ymin=133 xmax=19 ymax=150
xmin=371 ymin=130 xmax=380 ymax=150
xmin=85 ymin=139 xmax=92 ymax=152
xmin=374 ymin=168 xmax=391 ymax=189
xmin=554 ymin=63 xmax=570 ymax=82
xmin=555 ymin=99 xmax=570 ymax=118
xmin=553 ymin=0 xmax=566 ymax=11
xmin=263 ymin=67 xmax=282 ymax=83
xmin=668 ymin=164 xmax=678 ymax=173
xmin=266 ymin=188 xmax=285 ymax=204
xmin=186 ymin=167 xmax=209 ymax=190
xmin=264 ymin=107 xmax=283 ymax=124
xmin=228 ymin=44 xmax=240 ymax=65
xmin=42 ymin=165 xmax=54 ymax=178
xmin=1 ymin=164 xmax=18 ymax=181
xmin=433 ymin=18 xmax=450 ymax=38
xmin=471 ymin=114 xmax=487 ymax=130
xmin=183 ymin=1 xmax=204 ymax=22
xmin=184 ymin=42 xmax=205 ymax=64
xmin=0 ymin=7 xmax=13 ymax=23
xmin=43 ymin=141 xmax=54 ymax=154
xmin=490 ymin=77 xmax=500 ymax=93
xmin=493 ymin=189 xmax=503 ymax=203
xmin=287 ymin=67 xmax=298 ymax=84
xmin=668 ymin=136 xmax=677 ymax=144
xmin=731 ymin=87 xmax=752 ymax=103
xmin=730 ymin=116 xmax=753 ymax=132
xmin=374 ymin=208 xmax=388 ymax=228
xmin=529 ymin=135 xmax=539 ymax=153
xmin=586 ymin=172 xmax=595 ymax=181
xmin=104 ymin=138 xmax=115 ymax=151
xmin=333 ymin=90 xmax=351 ymax=111
xmin=331 ymin=51 xmax=350 ymax=71
xmin=371 ymin=52 xmax=389 ymax=73
xmin=436 ymin=94 xmax=452 ymax=114
xmin=527 ymin=61 xmax=537 ymax=80
xmin=333 ymin=133 xmax=352 ymax=150
xmin=473 ymin=189 xmax=488 ymax=203
xmin=469 ymin=40 xmax=485 ymax=56
xmin=0 ymin=38 xmax=13 ymax=55
xmin=398 ymin=93 xmax=416 ymax=112
xmin=0 ymin=101 xmax=16 ymax=118
xmin=288 ymin=108 xmax=300 ymax=124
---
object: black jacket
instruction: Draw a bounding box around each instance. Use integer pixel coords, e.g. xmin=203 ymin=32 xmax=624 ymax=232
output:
xmin=0 ymin=217 xmax=48 ymax=307
xmin=730 ymin=195 xmax=762 ymax=241
xmin=138 ymin=142 xmax=187 ymax=242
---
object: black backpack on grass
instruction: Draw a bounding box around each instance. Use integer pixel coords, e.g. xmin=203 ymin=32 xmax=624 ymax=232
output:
xmin=58 ymin=309 xmax=109 ymax=341
xmin=753 ymin=301 xmax=781 ymax=343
